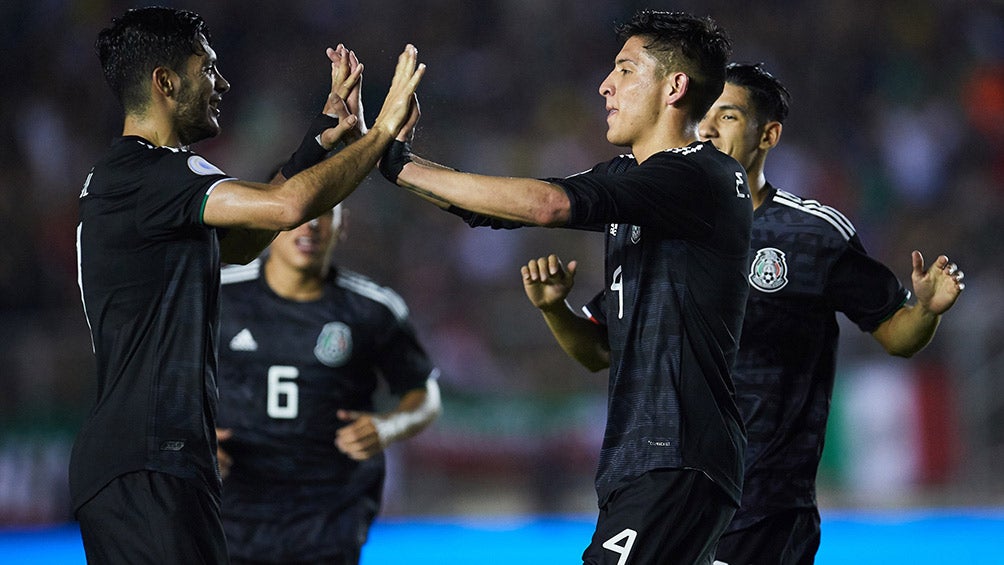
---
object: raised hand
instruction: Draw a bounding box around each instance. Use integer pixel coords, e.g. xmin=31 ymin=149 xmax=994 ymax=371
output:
xmin=911 ymin=251 xmax=964 ymax=316
xmin=522 ymin=254 xmax=578 ymax=311
xmin=371 ymin=44 xmax=426 ymax=139
xmin=326 ymin=44 xmax=367 ymax=137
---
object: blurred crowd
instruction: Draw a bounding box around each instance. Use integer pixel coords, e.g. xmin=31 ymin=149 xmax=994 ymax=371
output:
xmin=1 ymin=0 xmax=1003 ymax=525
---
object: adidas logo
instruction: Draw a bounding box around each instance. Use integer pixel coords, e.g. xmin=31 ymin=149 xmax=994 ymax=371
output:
xmin=229 ymin=328 xmax=258 ymax=351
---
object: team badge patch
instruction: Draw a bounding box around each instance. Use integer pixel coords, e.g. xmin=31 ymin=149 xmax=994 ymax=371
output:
xmin=187 ymin=155 xmax=225 ymax=176
xmin=314 ymin=322 xmax=352 ymax=367
xmin=630 ymin=225 xmax=642 ymax=244
xmin=749 ymin=247 xmax=788 ymax=292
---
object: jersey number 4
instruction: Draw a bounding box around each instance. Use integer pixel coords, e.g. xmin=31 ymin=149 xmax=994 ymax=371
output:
xmin=267 ymin=365 xmax=299 ymax=419
xmin=603 ymin=528 xmax=637 ymax=565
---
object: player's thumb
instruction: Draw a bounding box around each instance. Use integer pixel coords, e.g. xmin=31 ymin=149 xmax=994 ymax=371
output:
xmin=566 ymin=260 xmax=578 ymax=277
xmin=320 ymin=115 xmax=357 ymax=149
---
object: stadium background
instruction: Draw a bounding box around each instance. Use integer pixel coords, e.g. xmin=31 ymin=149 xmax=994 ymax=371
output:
xmin=2 ymin=0 xmax=1003 ymax=560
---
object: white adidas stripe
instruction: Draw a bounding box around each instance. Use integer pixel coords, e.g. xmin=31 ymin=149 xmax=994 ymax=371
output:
xmin=221 ymin=258 xmax=261 ymax=284
xmin=337 ymin=270 xmax=410 ymax=322
xmin=774 ymin=190 xmax=855 ymax=241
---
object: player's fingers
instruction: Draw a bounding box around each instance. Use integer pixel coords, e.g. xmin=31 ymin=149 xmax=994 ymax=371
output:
xmin=547 ymin=254 xmax=562 ymax=276
xmin=567 ymin=260 xmax=578 ymax=277
xmin=525 ymin=258 xmax=542 ymax=282
xmin=391 ymin=44 xmax=417 ymax=86
xmin=534 ymin=257 xmax=552 ymax=282
xmin=216 ymin=428 xmax=233 ymax=441
xmin=325 ymin=45 xmax=339 ymax=64
xmin=336 ymin=62 xmax=363 ymax=99
xmin=911 ymin=250 xmax=924 ymax=275
xmin=337 ymin=409 xmax=361 ymax=422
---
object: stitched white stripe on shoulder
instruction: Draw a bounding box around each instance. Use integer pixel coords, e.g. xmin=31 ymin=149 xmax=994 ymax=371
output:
xmin=774 ymin=190 xmax=855 ymax=240
xmin=221 ymin=258 xmax=261 ymax=284
xmin=337 ymin=269 xmax=410 ymax=321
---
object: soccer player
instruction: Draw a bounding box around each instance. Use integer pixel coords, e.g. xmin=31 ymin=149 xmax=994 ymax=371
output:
xmin=696 ymin=63 xmax=965 ymax=565
xmin=525 ymin=63 xmax=967 ymax=565
xmin=380 ymin=10 xmax=751 ymax=564
xmin=216 ymin=203 xmax=441 ymax=565
xmin=74 ymin=6 xmax=423 ymax=563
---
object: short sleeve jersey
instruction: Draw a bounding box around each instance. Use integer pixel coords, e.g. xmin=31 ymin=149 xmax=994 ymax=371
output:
xmin=216 ymin=260 xmax=436 ymax=559
xmin=726 ymin=185 xmax=907 ymax=531
xmin=559 ymin=142 xmax=753 ymax=507
xmin=72 ymin=136 xmax=235 ymax=511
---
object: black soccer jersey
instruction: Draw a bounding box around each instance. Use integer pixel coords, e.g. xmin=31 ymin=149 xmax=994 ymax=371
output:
xmin=726 ymin=185 xmax=908 ymax=532
xmin=558 ymin=141 xmax=752 ymax=507
xmin=217 ymin=260 xmax=437 ymax=562
xmin=72 ymin=136 xmax=235 ymax=511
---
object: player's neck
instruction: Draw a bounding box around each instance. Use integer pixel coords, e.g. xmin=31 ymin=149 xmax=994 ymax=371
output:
xmin=122 ymin=113 xmax=180 ymax=148
xmin=747 ymin=157 xmax=770 ymax=210
xmin=264 ymin=260 xmax=326 ymax=302
xmin=632 ymin=115 xmax=700 ymax=163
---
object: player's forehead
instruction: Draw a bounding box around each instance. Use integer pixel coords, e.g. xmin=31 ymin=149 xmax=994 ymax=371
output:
xmin=713 ymin=84 xmax=753 ymax=114
xmin=193 ymin=33 xmax=217 ymax=63
xmin=614 ymin=36 xmax=658 ymax=68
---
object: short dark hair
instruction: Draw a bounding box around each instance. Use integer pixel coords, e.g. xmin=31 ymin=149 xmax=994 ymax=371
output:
xmin=96 ymin=7 xmax=211 ymax=113
xmin=615 ymin=10 xmax=732 ymax=121
xmin=725 ymin=63 xmax=791 ymax=126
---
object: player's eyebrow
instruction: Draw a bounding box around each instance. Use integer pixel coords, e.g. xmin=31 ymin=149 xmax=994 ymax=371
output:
xmin=717 ymin=103 xmax=748 ymax=114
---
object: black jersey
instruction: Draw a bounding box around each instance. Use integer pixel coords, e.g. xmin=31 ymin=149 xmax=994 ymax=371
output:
xmin=217 ymin=259 xmax=436 ymax=562
xmin=559 ymin=142 xmax=752 ymax=507
xmin=72 ymin=136 xmax=235 ymax=511
xmin=727 ymin=185 xmax=908 ymax=532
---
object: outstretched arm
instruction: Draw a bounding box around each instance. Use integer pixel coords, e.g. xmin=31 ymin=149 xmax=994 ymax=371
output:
xmin=334 ymin=378 xmax=442 ymax=461
xmin=208 ymin=44 xmax=425 ymax=262
xmin=523 ymin=255 xmax=609 ymax=372
xmin=378 ymin=98 xmax=570 ymax=225
xmin=871 ymin=251 xmax=965 ymax=357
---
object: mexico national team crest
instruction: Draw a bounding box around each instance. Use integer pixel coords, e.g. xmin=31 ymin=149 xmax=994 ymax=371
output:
xmin=749 ymin=247 xmax=788 ymax=293
xmin=314 ymin=322 xmax=352 ymax=367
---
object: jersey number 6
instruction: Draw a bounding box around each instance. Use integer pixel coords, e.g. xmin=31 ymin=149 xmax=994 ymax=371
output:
xmin=267 ymin=365 xmax=299 ymax=419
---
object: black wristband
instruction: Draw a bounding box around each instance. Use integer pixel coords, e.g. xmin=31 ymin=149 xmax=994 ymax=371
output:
xmin=379 ymin=140 xmax=413 ymax=184
xmin=280 ymin=114 xmax=339 ymax=178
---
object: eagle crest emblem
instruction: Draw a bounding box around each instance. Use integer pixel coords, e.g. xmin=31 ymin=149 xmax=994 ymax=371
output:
xmin=315 ymin=322 xmax=352 ymax=367
xmin=749 ymin=247 xmax=788 ymax=292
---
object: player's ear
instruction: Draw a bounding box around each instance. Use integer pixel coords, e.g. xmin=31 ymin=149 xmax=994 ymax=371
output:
xmin=664 ymin=72 xmax=689 ymax=107
xmin=760 ymin=121 xmax=782 ymax=150
xmin=153 ymin=67 xmax=177 ymax=99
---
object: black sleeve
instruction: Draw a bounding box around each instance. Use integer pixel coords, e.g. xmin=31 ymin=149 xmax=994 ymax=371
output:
xmin=555 ymin=151 xmax=715 ymax=237
xmin=825 ymin=235 xmax=909 ymax=332
xmin=375 ymin=314 xmax=438 ymax=396
xmin=136 ymin=152 xmax=232 ymax=238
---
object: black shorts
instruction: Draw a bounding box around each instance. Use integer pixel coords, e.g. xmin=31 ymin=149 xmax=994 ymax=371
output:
xmin=223 ymin=481 xmax=381 ymax=565
xmin=714 ymin=508 xmax=821 ymax=565
xmin=582 ymin=468 xmax=735 ymax=565
xmin=76 ymin=470 xmax=228 ymax=564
